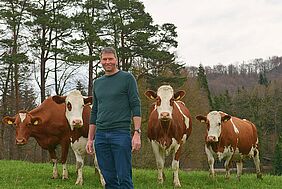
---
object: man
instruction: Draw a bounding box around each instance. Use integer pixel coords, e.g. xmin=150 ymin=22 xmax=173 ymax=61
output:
xmin=86 ymin=47 xmax=142 ymax=189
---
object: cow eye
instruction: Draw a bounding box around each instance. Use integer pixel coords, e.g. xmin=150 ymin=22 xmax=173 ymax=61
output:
xmin=67 ymin=102 xmax=72 ymax=111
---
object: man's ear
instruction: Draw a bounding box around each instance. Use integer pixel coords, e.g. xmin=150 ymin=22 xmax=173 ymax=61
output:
xmin=2 ymin=116 xmax=16 ymax=125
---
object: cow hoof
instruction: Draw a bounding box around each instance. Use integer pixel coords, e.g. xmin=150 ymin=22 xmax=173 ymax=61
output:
xmin=174 ymin=182 xmax=181 ymax=188
xmin=257 ymin=173 xmax=263 ymax=180
xmin=157 ymin=179 xmax=164 ymax=184
xmin=62 ymin=176 xmax=69 ymax=180
xmin=75 ymin=180 xmax=83 ymax=185
xmin=209 ymin=172 xmax=215 ymax=179
xmin=52 ymin=174 xmax=59 ymax=179
xmin=100 ymin=178 xmax=106 ymax=187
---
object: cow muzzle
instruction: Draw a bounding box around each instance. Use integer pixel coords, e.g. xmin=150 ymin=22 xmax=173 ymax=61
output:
xmin=72 ymin=119 xmax=83 ymax=128
xmin=16 ymin=138 xmax=27 ymax=145
xmin=160 ymin=112 xmax=171 ymax=121
xmin=206 ymin=136 xmax=218 ymax=143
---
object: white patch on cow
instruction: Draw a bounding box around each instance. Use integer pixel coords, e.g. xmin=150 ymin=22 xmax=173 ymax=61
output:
xmin=65 ymin=90 xmax=85 ymax=130
xmin=230 ymin=118 xmax=239 ymax=134
xmin=206 ymin=111 xmax=222 ymax=142
xmin=248 ymin=146 xmax=257 ymax=158
xmin=19 ymin=113 xmax=27 ymax=123
xmin=205 ymin=145 xmax=216 ymax=177
xmin=156 ymin=85 xmax=174 ymax=119
xmin=174 ymin=101 xmax=190 ymax=129
xmin=181 ymin=134 xmax=187 ymax=142
xmin=71 ymin=136 xmax=87 ymax=185
xmin=217 ymin=145 xmax=233 ymax=161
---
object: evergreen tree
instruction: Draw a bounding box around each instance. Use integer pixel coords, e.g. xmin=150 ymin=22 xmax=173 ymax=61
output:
xmin=197 ymin=64 xmax=213 ymax=109
xmin=258 ymin=71 xmax=269 ymax=86
xmin=273 ymin=135 xmax=282 ymax=175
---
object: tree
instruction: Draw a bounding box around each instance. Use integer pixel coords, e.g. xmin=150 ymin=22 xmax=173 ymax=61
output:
xmin=273 ymin=135 xmax=282 ymax=175
xmin=197 ymin=64 xmax=213 ymax=110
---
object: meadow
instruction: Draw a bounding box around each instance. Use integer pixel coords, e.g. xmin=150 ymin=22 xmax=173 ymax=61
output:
xmin=0 ymin=160 xmax=281 ymax=189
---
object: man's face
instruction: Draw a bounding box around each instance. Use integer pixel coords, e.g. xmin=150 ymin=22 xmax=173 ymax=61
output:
xmin=100 ymin=52 xmax=117 ymax=73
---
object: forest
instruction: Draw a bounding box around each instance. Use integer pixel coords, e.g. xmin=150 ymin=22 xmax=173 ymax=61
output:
xmin=0 ymin=0 xmax=282 ymax=174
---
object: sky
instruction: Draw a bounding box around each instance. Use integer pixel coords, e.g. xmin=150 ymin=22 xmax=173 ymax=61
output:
xmin=141 ymin=0 xmax=282 ymax=67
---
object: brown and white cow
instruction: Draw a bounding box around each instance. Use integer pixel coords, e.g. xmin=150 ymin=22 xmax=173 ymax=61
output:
xmin=144 ymin=85 xmax=192 ymax=187
xmin=196 ymin=111 xmax=262 ymax=180
xmin=52 ymin=90 xmax=105 ymax=186
xmin=2 ymin=97 xmax=70 ymax=180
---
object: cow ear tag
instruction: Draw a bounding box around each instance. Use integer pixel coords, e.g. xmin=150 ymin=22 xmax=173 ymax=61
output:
xmin=150 ymin=95 xmax=155 ymax=100
xmin=200 ymin=119 xmax=205 ymax=123
xmin=175 ymin=96 xmax=181 ymax=101
xmin=33 ymin=120 xmax=39 ymax=125
xmin=8 ymin=120 xmax=13 ymax=125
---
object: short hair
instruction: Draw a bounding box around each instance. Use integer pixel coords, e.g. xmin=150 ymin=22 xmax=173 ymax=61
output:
xmin=100 ymin=47 xmax=117 ymax=58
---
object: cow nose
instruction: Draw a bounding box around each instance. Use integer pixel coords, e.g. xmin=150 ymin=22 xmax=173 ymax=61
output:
xmin=72 ymin=119 xmax=82 ymax=126
xmin=16 ymin=138 xmax=26 ymax=145
xmin=207 ymin=136 xmax=217 ymax=142
xmin=160 ymin=112 xmax=170 ymax=119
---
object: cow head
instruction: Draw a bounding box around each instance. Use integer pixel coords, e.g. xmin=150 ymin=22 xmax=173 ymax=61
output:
xmin=196 ymin=111 xmax=231 ymax=143
xmin=2 ymin=110 xmax=42 ymax=145
xmin=145 ymin=85 xmax=186 ymax=122
xmin=52 ymin=90 xmax=92 ymax=130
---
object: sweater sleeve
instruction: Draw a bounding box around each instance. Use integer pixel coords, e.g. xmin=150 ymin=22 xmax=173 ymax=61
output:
xmin=127 ymin=73 xmax=141 ymax=117
xmin=90 ymin=81 xmax=98 ymax=124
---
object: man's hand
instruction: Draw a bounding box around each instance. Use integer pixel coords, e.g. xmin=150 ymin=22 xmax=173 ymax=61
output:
xmin=86 ymin=140 xmax=94 ymax=155
xmin=132 ymin=132 xmax=141 ymax=152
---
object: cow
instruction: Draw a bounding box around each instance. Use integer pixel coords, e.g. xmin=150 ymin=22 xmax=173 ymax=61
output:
xmin=52 ymin=90 xmax=105 ymax=186
xmin=2 ymin=97 xmax=70 ymax=180
xmin=144 ymin=85 xmax=192 ymax=187
xmin=196 ymin=111 xmax=262 ymax=180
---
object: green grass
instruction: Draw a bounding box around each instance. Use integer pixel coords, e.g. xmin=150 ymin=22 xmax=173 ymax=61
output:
xmin=0 ymin=160 xmax=281 ymax=189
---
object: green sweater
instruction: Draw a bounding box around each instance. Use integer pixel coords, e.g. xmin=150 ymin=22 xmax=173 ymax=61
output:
xmin=90 ymin=70 xmax=141 ymax=131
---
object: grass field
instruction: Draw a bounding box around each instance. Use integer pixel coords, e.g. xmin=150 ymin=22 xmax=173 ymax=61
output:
xmin=0 ymin=160 xmax=281 ymax=189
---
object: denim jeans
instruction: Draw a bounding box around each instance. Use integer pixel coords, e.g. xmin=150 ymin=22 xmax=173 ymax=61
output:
xmin=94 ymin=130 xmax=133 ymax=189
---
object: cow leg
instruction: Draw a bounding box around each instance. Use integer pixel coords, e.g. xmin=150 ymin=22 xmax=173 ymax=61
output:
xmin=224 ymin=156 xmax=232 ymax=179
xmin=48 ymin=149 xmax=59 ymax=179
xmin=253 ymin=148 xmax=262 ymax=179
xmin=172 ymin=144 xmax=181 ymax=188
xmin=51 ymin=158 xmax=59 ymax=179
xmin=61 ymin=139 xmax=70 ymax=180
xmin=93 ymin=144 xmax=106 ymax=187
xmin=151 ymin=141 xmax=165 ymax=184
xmin=205 ymin=145 xmax=215 ymax=178
xmin=71 ymin=137 xmax=88 ymax=185
xmin=236 ymin=161 xmax=243 ymax=181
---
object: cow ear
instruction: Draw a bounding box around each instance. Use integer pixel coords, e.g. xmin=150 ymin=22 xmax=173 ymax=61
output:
xmin=2 ymin=116 xmax=16 ymax=125
xmin=174 ymin=90 xmax=186 ymax=101
xmin=144 ymin=90 xmax=157 ymax=100
xmin=222 ymin=115 xmax=231 ymax=122
xmin=84 ymin=96 xmax=93 ymax=105
xmin=31 ymin=117 xmax=42 ymax=126
xmin=196 ymin=115 xmax=207 ymax=123
xmin=52 ymin=95 xmax=66 ymax=104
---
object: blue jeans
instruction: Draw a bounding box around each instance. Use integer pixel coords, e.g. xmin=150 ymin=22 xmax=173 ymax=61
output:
xmin=94 ymin=130 xmax=133 ymax=189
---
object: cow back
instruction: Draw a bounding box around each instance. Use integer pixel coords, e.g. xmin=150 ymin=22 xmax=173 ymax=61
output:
xmin=220 ymin=116 xmax=258 ymax=155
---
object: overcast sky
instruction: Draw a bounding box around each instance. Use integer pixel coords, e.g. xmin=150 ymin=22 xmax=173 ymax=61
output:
xmin=141 ymin=0 xmax=282 ymax=67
